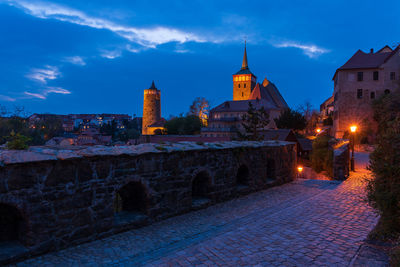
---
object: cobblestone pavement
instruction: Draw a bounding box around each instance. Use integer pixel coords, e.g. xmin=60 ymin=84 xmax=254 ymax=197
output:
xmin=15 ymin=153 xmax=379 ymax=267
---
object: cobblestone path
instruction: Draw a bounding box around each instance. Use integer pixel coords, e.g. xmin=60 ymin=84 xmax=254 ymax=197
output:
xmin=15 ymin=153 xmax=378 ymax=266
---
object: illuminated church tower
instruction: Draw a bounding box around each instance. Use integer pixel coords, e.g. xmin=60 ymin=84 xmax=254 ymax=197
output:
xmin=142 ymin=81 xmax=162 ymax=135
xmin=232 ymin=42 xmax=257 ymax=101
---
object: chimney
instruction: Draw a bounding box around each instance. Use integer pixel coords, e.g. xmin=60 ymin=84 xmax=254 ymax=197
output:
xmin=370 ymin=48 xmax=374 ymax=54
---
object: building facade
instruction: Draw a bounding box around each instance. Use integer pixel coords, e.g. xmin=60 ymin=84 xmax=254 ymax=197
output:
xmin=331 ymin=45 xmax=400 ymax=138
xmin=201 ymin=44 xmax=289 ymax=139
xmin=142 ymin=81 xmax=165 ymax=135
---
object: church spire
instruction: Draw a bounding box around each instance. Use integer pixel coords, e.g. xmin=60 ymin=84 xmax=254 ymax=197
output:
xmin=150 ymin=80 xmax=157 ymax=89
xmin=241 ymin=41 xmax=248 ymax=70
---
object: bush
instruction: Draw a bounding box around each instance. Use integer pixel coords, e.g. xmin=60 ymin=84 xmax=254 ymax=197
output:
xmin=390 ymin=245 xmax=400 ymax=267
xmin=6 ymin=131 xmax=31 ymax=150
xmin=310 ymin=135 xmax=333 ymax=177
xmin=164 ymin=115 xmax=202 ymax=135
xmin=366 ymin=91 xmax=400 ymax=240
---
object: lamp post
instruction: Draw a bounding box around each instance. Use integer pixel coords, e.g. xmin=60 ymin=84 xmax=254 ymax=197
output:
xmin=316 ymin=128 xmax=321 ymax=135
xmin=350 ymin=125 xmax=357 ymax=171
xmin=297 ymin=166 xmax=303 ymax=178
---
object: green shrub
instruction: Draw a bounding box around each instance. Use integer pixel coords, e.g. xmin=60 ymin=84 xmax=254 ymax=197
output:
xmin=366 ymin=91 xmax=400 ymax=240
xmin=6 ymin=131 xmax=31 ymax=150
xmin=390 ymin=245 xmax=400 ymax=267
xmin=310 ymin=135 xmax=333 ymax=177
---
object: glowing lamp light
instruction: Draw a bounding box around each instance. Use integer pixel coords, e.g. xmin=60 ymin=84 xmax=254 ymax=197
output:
xmin=350 ymin=125 xmax=357 ymax=133
xmin=297 ymin=166 xmax=303 ymax=173
xmin=316 ymin=128 xmax=321 ymax=133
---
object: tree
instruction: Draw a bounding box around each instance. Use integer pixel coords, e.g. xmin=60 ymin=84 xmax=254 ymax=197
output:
xmin=5 ymin=130 xmax=31 ymax=150
xmin=274 ymin=108 xmax=307 ymax=132
xmin=310 ymin=135 xmax=333 ymax=177
xmin=189 ymin=97 xmax=210 ymax=126
xmin=366 ymin=90 xmax=400 ymax=238
xmin=33 ymin=116 xmax=64 ymax=141
xmin=164 ymin=115 xmax=202 ymax=135
xmin=297 ymin=101 xmax=320 ymax=134
xmin=239 ymin=102 xmax=270 ymax=141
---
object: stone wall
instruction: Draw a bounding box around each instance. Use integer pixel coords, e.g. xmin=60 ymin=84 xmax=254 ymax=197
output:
xmin=333 ymin=141 xmax=350 ymax=180
xmin=0 ymin=141 xmax=296 ymax=264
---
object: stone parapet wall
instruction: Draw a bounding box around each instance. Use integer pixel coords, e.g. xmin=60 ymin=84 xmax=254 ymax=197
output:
xmin=333 ymin=141 xmax=350 ymax=180
xmin=0 ymin=141 xmax=296 ymax=264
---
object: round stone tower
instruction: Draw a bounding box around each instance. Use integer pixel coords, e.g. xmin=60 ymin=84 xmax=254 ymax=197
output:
xmin=142 ymin=81 xmax=161 ymax=135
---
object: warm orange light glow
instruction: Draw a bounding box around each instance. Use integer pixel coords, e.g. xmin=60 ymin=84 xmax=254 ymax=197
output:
xmin=297 ymin=166 xmax=303 ymax=173
xmin=350 ymin=125 xmax=357 ymax=133
xmin=316 ymin=128 xmax=321 ymax=133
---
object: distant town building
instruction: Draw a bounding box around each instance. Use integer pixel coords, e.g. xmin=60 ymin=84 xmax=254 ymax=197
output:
xmin=330 ymin=45 xmax=400 ymax=138
xmin=28 ymin=113 xmax=132 ymax=133
xmin=142 ymin=81 xmax=165 ymax=135
xmin=320 ymin=95 xmax=334 ymax=120
xmin=201 ymin=44 xmax=289 ymax=139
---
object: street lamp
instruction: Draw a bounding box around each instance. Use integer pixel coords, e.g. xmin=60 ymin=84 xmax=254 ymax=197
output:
xmin=297 ymin=166 xmax=303 ymax=178
xmin=350 ymin=125 xmax=357 ymax=171
xmin=316 ymin=128 xmax=321 ymax=134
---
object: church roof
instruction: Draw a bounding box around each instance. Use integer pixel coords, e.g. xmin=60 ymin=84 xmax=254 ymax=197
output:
xmin=249 ymin=83 xmax=270 ymax=100
xmin=211 ymin=99 xmax=279 ymax=113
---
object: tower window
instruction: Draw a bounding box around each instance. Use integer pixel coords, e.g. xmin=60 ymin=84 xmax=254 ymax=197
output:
xmin=357 ymin=72 xmax=363 ymax=81
xmin=370 ymin=92 xmax=375 ymax=99
xmin=373 ymin=71 xmax=379 ymax=81
xmin=244 ymin=84 xmax=246 ymax=88
xmin=357 ymin=89 xmax=363 ymax=99
xmin=390 ymin=72 xmax=396 ymax=80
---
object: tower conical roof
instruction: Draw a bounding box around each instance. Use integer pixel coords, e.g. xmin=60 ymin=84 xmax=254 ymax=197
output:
xmin=234 ymin=41 xmax=255 ymax=75
xmin=241 ymin=41 xmax=248 ymax=70
xmin=149 ymin=80 xmax=157 ymax=89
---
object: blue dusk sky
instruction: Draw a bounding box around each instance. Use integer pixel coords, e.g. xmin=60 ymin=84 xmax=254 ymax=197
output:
xmin=0 ymin=0 xmax=399 ymax=118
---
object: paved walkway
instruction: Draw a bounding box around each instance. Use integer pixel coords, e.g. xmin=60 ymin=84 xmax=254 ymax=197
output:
xmin=14 ymin=153 xmax=379 ymax=266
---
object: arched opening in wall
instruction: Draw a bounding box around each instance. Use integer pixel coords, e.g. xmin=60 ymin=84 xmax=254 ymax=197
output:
xmin=266 ymin=159 xmax=276 ymax=183
xmin=236 ymin=164 xmax=250 ymax=188
xmin=191 ymin=171 xmax=211 ymax=208
xmin=114 ymin=181 xmax=149 ymax=225
xmin=0 ymin=203 xmax=27 ymax=259
xmin=384 ymin=89 xmax=390 ymax=95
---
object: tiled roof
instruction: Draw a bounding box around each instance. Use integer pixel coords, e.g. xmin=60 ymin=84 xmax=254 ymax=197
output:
xmin=298 ymin=138 xmax=313 ymax=151
xmin=249 ymin=83 xmax=269 ymax=100
xmin=211 ymin=99 xmax=278 ymax=113
xmin=338 ymin=50 xmax=394 ymax=70
xmin=234 ymin=68 xmax=255 ymax=75
xmin=259 ymin=129 xmax=293 ymax=141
